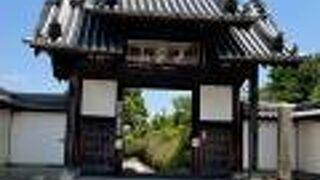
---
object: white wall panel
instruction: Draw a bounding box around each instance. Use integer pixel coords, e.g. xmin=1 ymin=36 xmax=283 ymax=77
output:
xmin=243 ymin=120 xmax=296 ymax=171
xmin=0 ymin=109 xmax=10 ymax=164
xmin=243 ymin=121 xmax=249 ymax=169
xmin=200 ymin=85 xmax=233 ymax=121
xmin=258 ymin=122 xmax=278 ymax=170
xmin=290 ymin=123 xmax=297 ymax=170
xmin=298 ymin=121 xmax=320 ymax=174
xmin=10 ymin=112 xmax=66 ymax=165
xmin=81 ymin=80 xmax=118 ymax=117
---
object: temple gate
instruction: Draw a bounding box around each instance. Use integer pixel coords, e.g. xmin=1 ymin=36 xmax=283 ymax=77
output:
xmin=27 ymin=0 xmax=299 ymax=178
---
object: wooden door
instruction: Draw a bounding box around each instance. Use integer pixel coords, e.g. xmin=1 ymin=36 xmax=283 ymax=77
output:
xmin=79 ymin=118 xmax=117 ymax=175
xmin=198 ymin=123 xmax=234 ymax=177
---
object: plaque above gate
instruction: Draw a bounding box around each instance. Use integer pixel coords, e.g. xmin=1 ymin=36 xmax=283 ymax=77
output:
xmin=127 ymin=40 xmax=200 ymax=66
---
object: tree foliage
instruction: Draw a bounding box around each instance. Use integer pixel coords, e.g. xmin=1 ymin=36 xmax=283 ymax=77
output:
xmin=123 ymin=93 xmax=192 ymax=174
xmin=122 ymin=89 xmax=148 ymax=129
xmin=264 ymin=55 xmax=320 ymax=104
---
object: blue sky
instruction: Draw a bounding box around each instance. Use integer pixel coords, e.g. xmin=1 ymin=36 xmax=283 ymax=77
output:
xmin=0 ymin=0 xmax=320 ymax=115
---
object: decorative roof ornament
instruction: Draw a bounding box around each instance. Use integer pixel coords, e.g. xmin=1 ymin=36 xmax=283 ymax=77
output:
xmin=242 ymin=0 xmax=267 ymax=18
xmin=69 ymin=0 xmax=84 ymax=8
xmin=221 ymin=0 xmax=238 ymax=14
xmin=272 ymin=32 xmax=284 ymax=53
xmin=289 ymin=43 xmax=299 ymax=56
xmin=48 ymin=18 xmax=62 ymax=42
xmin=250 ymin=0 xmax=267 ymax=15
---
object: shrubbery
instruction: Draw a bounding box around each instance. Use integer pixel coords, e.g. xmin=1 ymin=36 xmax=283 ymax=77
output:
xmin=123 ymin=93 xmax=192 ymax=174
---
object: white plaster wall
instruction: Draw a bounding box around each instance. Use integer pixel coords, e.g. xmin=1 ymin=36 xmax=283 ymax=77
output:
xmin=243 ymin=121 xmax=249 ymax=169
xmin=81 ymin=80 xmax=118 ymax=117
xmin=10 ymin=112 xmax=66 ymax=165
xmin=243 ymin=120 xmax=296 ymax=171
xmin=258 ymin=122 xmax=278 ymax=170
xmin=200 ymin=85 xmax=233 ymax=121
xmin=0 ymin=109 xmax=10 ymax=164
xmin=290 ymin=123 xmax=297 ymax=170
xmin=298 ymin=121 xmax=320 ymax=174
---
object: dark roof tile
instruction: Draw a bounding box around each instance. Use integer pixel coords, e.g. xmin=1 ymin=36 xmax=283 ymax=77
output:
xmin=0 ymin=88 xmax=66 ymax=112
xmin=29 ymin=0 xmax=299 ymax=63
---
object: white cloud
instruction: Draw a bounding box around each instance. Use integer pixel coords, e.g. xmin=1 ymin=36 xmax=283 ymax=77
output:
xmin=0 ymin=72 xmax=28 ymax=91
xmin=0 ymin=71 xmax=67 ymax=93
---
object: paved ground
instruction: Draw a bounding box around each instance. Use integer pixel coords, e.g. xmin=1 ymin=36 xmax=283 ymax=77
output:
xmin=0 ymin=166 xmax=64 ymax=180
xmin=1 ymin=166 xmax=319 ymax=180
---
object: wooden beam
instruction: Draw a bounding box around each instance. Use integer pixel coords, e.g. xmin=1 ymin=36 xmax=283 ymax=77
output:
xmin=248 ymin=64 xmax=259 ymax=175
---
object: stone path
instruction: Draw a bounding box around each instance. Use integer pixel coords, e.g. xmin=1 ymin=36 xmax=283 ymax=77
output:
xmin=122 ymin=158 xmax=155 ymax=175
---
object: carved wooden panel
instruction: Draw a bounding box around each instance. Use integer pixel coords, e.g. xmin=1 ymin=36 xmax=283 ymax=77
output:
xmin=79 ymin=118 xmax=117 ymax=174
xmin=127 ymin=40 xmax=200 ymax=65
xmin=198 ymin=123 xmax=234 ymax=177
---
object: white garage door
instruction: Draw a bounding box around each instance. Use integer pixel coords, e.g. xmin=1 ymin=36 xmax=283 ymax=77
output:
xmin=10 ymin=112 xmax=66 ymax=165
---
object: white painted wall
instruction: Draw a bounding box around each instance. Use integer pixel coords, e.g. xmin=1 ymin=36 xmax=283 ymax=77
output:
xmin=243 ymin=120 xmax=296 ymax=171
xmin=243 ymin=121 xmax=249 ymax=169
xmin=81 ymin=80 xmax=118 ymax=117
xmin=0 ymin=109 xmax=10 ymax=164
xmin=298 ymin=121 xmax=320 ymax=174
xmin=10 ymin=112 xmax=66 ymax=165
xmin=258 ymin=122 xmax=278 ymax=170
xmin=200 ymin=85 xmax=233 ymax=121
xmin=290 ymin=123 xmax=297 ymax=170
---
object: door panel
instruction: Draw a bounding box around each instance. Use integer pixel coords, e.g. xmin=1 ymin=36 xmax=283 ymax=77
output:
xmin=79 ymin=118 xmax=117 ymax=175
xmin=198 ymin=123 xmax=234 ymax=177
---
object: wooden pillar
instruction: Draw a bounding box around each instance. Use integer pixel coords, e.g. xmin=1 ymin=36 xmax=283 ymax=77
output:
xmin=277 ymin=104 xmax=293 ymax=180
xmin=248 ymin=64 xmax=258 ymax=175
xmin=233 ymin=85 xmax=242 ymax=172
xmin=66 ymin=73 xmax=81 ymax=168
xmin=192 ymin=81 xmax=200 ymax=176
xmin=115 ymin=82 xmax=123 ymax=175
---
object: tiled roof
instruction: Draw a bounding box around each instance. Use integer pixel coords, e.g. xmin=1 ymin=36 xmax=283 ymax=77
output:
xmin=84 ymin=0 xmax=242 ymax=20
xmin=243 ymin=102 xmax=320 ymax=121
xmin=0 ymin=88 xmax=66 ymax=112
xmin=29 ymin=0 xmax=299 ymax=63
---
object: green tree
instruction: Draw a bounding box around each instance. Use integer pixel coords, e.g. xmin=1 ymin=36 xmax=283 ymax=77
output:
xmin=123 ymin=94 xmax=192 ymax=174
xmin=311 ymin=85 xmax=320 ymax=104
xmin=265 ymin=66 xmax=302 ymax=102
xmin=122 ymin=89 xmax=149 ymax=158
xmin=171 ymin=96 xmax=192 ymax=125
xmin=146 ymin=95 xmax=192 ymax=173
xmin=122 ymin=89 xmax=148 ymax=129
xmin=264 ymin=54 xmax=320 ymax=104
